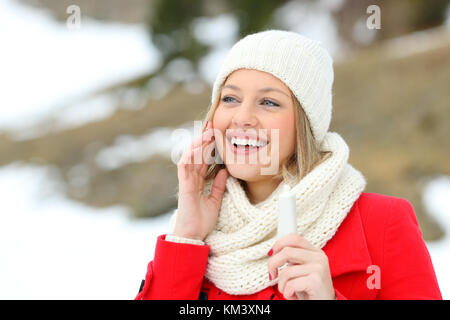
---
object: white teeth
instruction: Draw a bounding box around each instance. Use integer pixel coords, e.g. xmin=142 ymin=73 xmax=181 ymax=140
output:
xmin=231 ymin=137 xmax=266 ymax=147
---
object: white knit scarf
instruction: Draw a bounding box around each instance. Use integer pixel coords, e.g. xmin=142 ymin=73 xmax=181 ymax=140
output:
xmin=170 ymin=132 xmax=366 ymax=295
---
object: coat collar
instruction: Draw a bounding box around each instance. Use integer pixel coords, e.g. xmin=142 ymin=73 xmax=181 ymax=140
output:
xmin=323 ymin=197 xmax=372 ymax=278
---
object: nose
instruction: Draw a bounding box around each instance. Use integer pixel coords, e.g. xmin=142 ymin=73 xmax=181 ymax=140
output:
xmin=231 ymin=102 xmax=258 ymax=128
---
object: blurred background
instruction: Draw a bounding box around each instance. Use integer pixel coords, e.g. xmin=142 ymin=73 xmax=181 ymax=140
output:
xmin=0 ymin=0 xmax=449 ymax=299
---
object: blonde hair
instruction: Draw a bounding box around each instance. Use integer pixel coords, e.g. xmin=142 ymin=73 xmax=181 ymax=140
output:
xmin=203 ymin=85 xmax=332 ymax=183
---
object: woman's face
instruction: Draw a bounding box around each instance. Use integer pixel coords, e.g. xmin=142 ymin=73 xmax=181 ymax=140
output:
xmin=212 ymin=69 xmax=297 ymax=182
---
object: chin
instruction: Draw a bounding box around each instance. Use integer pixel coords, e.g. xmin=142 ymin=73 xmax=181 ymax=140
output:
xmin=225 ymin=163 xmax=269 ymax=182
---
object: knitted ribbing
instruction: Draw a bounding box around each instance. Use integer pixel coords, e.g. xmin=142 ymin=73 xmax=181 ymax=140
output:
xmin=169 ymin=132 xmax=366 ymax=295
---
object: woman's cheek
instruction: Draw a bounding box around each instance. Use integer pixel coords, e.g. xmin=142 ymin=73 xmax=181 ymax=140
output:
xmin=270 ymin=124 xmax=294 ymax=165
xmin=212 ymin=107 xmax=227 ymax=131
xmin=280 ymin=127 xmax=296 ymax=162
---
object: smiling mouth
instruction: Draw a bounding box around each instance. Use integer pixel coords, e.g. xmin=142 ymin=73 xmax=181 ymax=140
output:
xmin=230 ymin=136 xmax=268 ymax=148
xmin=225 ymin=135 xmax=269 ymax=154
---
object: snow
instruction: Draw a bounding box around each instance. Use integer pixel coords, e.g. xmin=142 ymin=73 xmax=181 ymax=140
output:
xmin=0 ymin=0 xmax=160 ymax=132
xmin=0 ymin=163 xmax=172 ymax=299
xmin=273 ymin=0 xmax=343 ymax=58
xmin=423 ymin=176 xmax=450 ymax=300
xmin=95 ymin=122 xmax=198 ymax=170
xmin=193 ymin=13 xmax=239 ymax=85
xmin=9 ymin=93 xmax=122 ymax=141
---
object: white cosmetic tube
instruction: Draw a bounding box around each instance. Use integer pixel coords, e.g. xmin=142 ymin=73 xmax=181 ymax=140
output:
xmin=277 ymin=185 xmax=297 ymax=238
xmin=277 ymin=184 xmax=305 ymax=300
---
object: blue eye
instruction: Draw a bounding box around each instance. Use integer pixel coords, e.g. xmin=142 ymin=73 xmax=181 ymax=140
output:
xmin=221 ymin=96 xmax=280 ymax=107
xmin=221 ymin=96 xmax=237 ymax=103
xmin=262 ymin=99 xmax=279 ymax=107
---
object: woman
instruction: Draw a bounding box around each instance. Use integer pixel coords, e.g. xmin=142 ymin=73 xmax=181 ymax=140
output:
xmin=135 ymin=30 xmax=442 ymax=300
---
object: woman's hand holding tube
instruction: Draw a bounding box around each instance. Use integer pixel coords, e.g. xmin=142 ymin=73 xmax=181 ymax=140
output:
xmin=267 ymin=234 xmax=336 ymax=300
xmin=173 ymin=121 xmax=228 ymax=241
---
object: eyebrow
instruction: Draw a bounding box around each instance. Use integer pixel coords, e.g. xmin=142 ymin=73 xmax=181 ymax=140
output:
xmin=222 ymin=84 xmax=290 ymax=98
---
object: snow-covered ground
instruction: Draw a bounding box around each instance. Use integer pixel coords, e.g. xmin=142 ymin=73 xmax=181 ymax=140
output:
xmin=0 ymin=163 xmax=172 ymax=299
xmin=422 ymin=176 xmax=450 ymax=300
xmin=95 ymin=122 xmax=199 ymax=170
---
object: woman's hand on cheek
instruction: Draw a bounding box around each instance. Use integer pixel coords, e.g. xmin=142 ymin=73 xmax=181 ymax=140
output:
xmin=174 ymin=121 xmax=228 ymax=241
xmin=267 ymin=234 xmax=336 ymax=300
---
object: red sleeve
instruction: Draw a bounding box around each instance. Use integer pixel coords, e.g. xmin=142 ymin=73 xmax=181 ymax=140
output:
xmin=377 ymin=198 xmax=442 ymax=299
xmin=135 ymin=234 xmax=210 ymax=300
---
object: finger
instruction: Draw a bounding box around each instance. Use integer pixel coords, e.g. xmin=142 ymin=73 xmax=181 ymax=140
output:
xmin=190 ymin=139 xmax=216 ymax=168
xmin=177 ymin=130 xmax=214 ymax=190
xmin=268 ymin=247 xmax=316 ymax=279
xmin=203 ymin=120 xmax=214 ymax=143
xmin=177 ymin=143 xmax=193 ymax=180
xmin=177 ymin=148 xmax=195 ymax=190
xmin=177 ymin=137 xmax=210 ymax=179
xmin=205 ymin=120 xmax=213 ymax=131
xmin=179 ymin=131 xmax=205 ymax=166
xmin=192 ymin=128 xmax=214 ymax=150
xmin=189 ymin=135 xmax=214 ymax=168
xmin=277 ymin=264 xmax=312 ymax=294
xmin=178 ymin=139 xmax=192 ymax=165
xmin=202 ymin=139 xmax=216 ymax=165
xmin=270 ymin=234 xmax=318 ymax=255
xmin=199 ymin=162 xmax=208 ymax=177
xmin=202 ymin=120 xmax=212 ymax=133
xmin=197 ymin=159 xmax=211 ymax=193
xmin=177 ymin=159 xmax=189 ymax=181
xmin=208 ymin=168 xmax=228 ymax=204
xmin=283 ymin=276 xmax=314 ymax=300
xmin=190 ymin=139 xmax=205 ymax=166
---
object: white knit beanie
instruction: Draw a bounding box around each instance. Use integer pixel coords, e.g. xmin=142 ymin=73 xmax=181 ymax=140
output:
xmin=211 ymin=29 xmax=334 ymax=146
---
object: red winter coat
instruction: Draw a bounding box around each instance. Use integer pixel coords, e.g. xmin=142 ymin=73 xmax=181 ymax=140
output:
xmin=135 ymin=192 xmax=442 ymax=300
